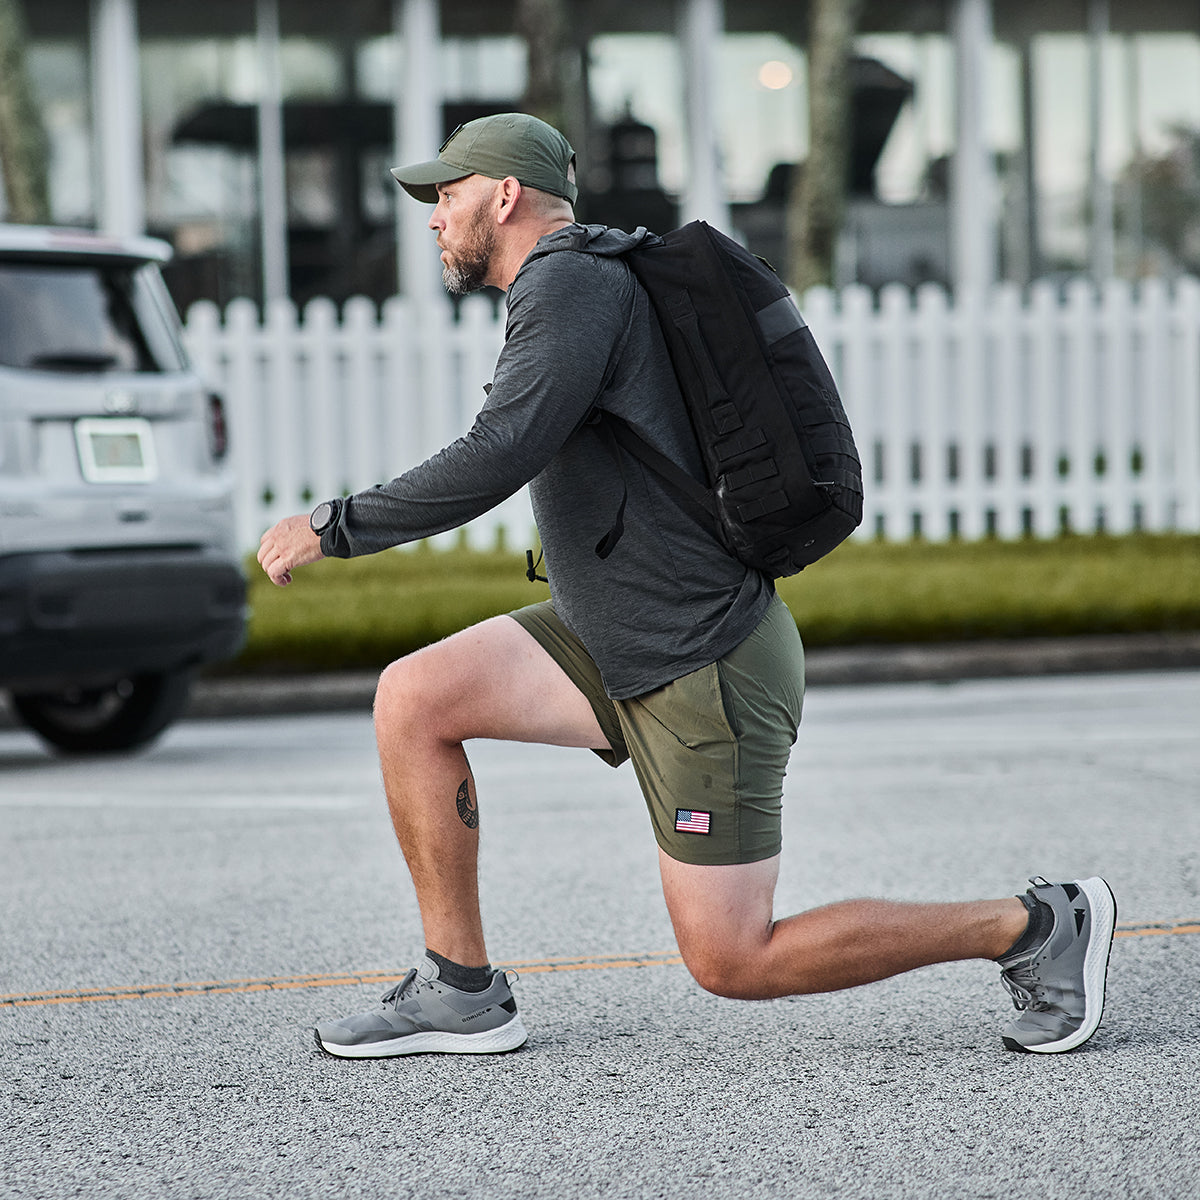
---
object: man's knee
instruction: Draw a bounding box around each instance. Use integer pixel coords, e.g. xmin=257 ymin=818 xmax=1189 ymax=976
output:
xmin=374 ymin=648 xmax=446 ymax=739
xmin=675 ymin=932 xmax=774 ymax=1001
xmin=677 ymin=940 xmax=736 ymax=997
xmin=660 ymin=852 xmax=781 ymax=1000
xmin=373 ymin=619 xmax=509 ymax=743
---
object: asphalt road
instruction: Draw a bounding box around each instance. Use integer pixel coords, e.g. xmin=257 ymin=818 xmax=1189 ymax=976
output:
xmin=2 ymin=669 xmax=1199 ymax=1199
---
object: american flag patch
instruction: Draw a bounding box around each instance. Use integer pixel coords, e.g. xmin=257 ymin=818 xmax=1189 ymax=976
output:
xmin=675 ymin=809 xmax=711 ymax=835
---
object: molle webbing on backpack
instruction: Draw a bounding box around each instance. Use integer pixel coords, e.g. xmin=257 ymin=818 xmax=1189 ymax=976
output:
xmin=597 ymin=220 xmax=863 ymax=578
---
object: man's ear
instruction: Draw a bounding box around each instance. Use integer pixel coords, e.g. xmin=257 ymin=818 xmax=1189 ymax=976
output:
xmin=495 ymin=176 xmax=522 ymax=224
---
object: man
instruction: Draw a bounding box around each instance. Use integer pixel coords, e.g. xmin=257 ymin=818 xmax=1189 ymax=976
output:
xmin=257 ymin=113 xmax=1116 ymax=1060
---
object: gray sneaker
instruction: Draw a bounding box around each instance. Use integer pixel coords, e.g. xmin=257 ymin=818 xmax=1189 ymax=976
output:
xmin=315 ymin=956 xmax=528 ymax=1058
xmin=997 ymin=876 xmax=1116 ymax=1054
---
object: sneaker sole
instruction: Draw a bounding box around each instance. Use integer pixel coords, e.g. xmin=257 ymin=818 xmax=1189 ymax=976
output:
xmin=314 ymin=1014 xmax=528 ymax=1059
xmin=1005 ymin=876 xmax=1117 ymax=1055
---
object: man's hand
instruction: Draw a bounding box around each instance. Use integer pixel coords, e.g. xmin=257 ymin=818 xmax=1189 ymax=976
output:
xmin=257 ymin=514 xmax=326 ymax=586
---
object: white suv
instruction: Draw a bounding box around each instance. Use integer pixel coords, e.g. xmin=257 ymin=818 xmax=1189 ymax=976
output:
xmin=0 ymin=225 xmax=245 ymax=753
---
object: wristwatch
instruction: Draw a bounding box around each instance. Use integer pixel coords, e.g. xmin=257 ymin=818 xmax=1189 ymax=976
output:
xmin=309 ymin=498 xmax=342 ymax=536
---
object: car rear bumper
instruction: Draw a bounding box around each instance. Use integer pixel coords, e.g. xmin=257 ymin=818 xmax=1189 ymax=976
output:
xmin=0 ymin=546 xmax=246 ymax=691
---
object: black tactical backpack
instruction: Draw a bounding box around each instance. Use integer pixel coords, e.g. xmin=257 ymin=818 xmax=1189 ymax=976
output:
xmin=595 ymin=220 xmax=863 ymax=578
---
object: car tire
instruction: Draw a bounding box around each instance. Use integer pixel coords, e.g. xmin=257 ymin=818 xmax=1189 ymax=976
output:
xmin=11 ymin=671 xmax=194 ymax=755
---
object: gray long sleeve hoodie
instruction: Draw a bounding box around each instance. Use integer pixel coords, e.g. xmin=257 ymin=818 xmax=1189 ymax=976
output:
xmin=320 ymin=224 xmax=771 ymax=699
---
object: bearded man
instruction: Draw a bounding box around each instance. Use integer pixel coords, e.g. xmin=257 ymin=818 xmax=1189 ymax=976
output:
xmin=257 ymin=113 xmax=1115 ymax=1061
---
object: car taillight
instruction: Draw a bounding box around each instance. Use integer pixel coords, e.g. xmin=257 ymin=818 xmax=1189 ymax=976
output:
xmin=207 ymin=392 xmax=229 ymax=461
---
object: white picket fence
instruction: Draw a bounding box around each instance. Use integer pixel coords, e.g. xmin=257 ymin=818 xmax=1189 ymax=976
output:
xmin=183 ymin=277 xmax=1200 ymax=555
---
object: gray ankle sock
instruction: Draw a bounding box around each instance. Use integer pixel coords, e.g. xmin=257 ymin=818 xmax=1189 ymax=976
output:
xmin=997 ymin=892 xmax=1054 ymax=961
xmin=425 ymin=948 xmax=493 ymax=993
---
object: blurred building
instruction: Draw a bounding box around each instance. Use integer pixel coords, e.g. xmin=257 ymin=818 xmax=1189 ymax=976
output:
xmin=8 ymin=1 xmax=1200 ymax=308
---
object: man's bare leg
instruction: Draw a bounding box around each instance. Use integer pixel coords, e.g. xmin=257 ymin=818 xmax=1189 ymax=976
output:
xmin=658 ymin=851 xmax=1029 ymax=1000
xmin=372 ymin=615 xmax=608 ymax=967
xmin=374 ymin=615 xmax=1026 ymax=997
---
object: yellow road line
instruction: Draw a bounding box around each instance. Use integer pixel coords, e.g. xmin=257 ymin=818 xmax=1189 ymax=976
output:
xmin=1114 ymin=920 xmax=1200 ymax=938
xmin=2 ymin=922 xmax=1192 ymax=1010
xmin=0 ymin=950 xmax=685 ymax=1009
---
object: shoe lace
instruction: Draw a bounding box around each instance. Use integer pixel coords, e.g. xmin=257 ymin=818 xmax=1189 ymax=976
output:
xmin=1000 ymin=963 xmax=1049 ymax=1012
xmin=999 ymin=876 xmax=1055 ymax=1012
xmin=380 ymin=968 xmax=420 ymax=1008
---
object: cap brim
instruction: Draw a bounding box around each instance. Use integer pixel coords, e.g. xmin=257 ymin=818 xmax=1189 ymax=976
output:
xmin=389 ymin=160 xmax=470 ymax=203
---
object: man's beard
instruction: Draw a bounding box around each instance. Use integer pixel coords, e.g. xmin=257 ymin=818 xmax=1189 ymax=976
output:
xmin=441 ymin=206 xmax=496 ymax=296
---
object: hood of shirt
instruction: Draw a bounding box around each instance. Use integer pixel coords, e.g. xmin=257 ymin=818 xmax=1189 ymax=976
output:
xmin=522 ymin=222 xmax=657 ymax=267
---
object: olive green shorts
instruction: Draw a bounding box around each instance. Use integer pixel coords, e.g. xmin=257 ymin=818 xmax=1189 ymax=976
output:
xmin=508 ymin=592 xmax=805 ymax=866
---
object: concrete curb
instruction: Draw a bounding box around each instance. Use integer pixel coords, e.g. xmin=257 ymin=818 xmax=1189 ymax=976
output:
xmin=183 ymin=631 xmax=1200 ymax=719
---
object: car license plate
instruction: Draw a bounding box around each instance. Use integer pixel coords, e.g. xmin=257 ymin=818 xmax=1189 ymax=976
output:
xmin=74 ymin=417 xmax=158 ymax=483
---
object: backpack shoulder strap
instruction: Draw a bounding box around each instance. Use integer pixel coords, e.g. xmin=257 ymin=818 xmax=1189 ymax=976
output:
xmin=591 ymin=413 xmax=716 ymax=560
xmin=605 ymin=417 xmax=712 ymax=511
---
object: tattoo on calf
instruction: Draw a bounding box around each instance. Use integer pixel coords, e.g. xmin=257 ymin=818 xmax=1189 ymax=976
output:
xmin=456 ymin=778 xmax=478 ymax=829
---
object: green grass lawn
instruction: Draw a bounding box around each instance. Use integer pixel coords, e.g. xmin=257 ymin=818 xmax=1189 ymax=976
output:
xmin=231 ymin=533 xmax=1200 ymax=674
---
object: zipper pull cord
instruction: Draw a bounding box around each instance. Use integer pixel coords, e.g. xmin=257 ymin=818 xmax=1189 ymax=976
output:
xmin=525 ymin=549 xmax=547 ymax=583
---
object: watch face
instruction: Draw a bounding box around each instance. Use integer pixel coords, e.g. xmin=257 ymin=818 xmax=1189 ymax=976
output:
xmin=311 ymin=501 xmax=334 ymax=533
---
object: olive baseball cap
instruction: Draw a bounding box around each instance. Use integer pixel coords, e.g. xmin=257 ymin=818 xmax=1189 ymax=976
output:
xmin=390 ymin=112 xmax=577 ymax=205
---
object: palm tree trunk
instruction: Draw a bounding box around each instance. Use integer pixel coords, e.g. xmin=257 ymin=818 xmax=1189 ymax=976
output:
xmin=0 ymin=0 xmax=51 ymax=223
xmin=787 ymin=0 xmax=864 ymax=290
xmin=516 ymin=0 xmax=569 ymax=133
